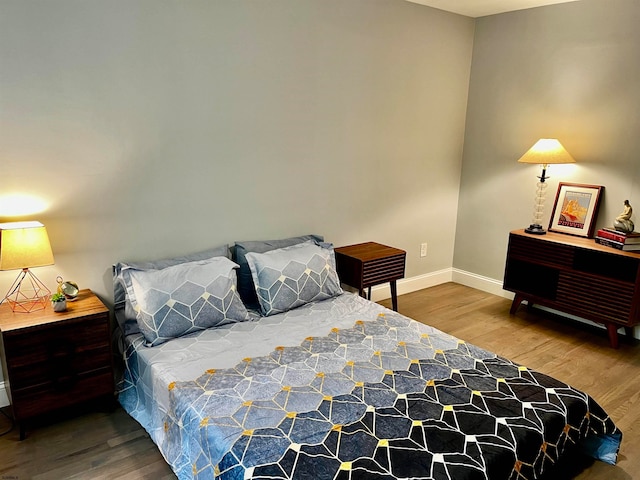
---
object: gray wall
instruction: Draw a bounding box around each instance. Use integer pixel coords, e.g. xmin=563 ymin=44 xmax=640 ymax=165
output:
xmin=455 ymin=0 xmax=640 ymax=280
xmin=0 ymin=1 xmax=474 ymax=303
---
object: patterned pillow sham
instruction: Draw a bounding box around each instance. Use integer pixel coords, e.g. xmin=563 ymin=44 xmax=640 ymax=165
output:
xmin=113 ymin=245 xmax=230 ymax=336
xmin=245 ymin=240 xmax=343 ymax=316
xmin=233 ymin=235 xmax=323 ymax=310
xmin=121 ymin=256 xmax=249 ymax=347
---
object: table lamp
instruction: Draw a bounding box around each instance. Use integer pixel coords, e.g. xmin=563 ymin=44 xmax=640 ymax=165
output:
xmin=0 ymin=221 xmax=55 ymax=312
xmin=518 ymin=139 xmax=576 ymax=235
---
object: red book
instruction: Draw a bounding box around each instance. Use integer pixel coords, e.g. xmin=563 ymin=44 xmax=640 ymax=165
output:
xmin=597 ymin=229 xmax=640 ymax=244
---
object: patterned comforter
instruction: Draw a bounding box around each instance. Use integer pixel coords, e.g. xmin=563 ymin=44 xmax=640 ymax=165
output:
xmin=119 ymin=292 xmax=621 ymax=479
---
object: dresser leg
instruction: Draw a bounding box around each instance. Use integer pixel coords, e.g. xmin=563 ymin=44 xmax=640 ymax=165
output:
xmin=509 ymin=294 xmax=525 ymax=314
xmin=606 ymin=323 xmax=619 ymax=349
xmin=19 ymin=423 xmax=26 ymax=441
xmin=390 ymin=281 xmax=398 ymax=312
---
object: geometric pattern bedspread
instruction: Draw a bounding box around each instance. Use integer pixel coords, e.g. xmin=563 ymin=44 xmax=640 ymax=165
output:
xmin=119 ymin=293 xmax=621 ymax=480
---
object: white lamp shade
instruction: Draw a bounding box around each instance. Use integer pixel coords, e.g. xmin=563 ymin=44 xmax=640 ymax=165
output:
xmin=517 ymin=138 xmax=576 ymax=165
xmin=0 ymin=221 xmax=55 ymax=271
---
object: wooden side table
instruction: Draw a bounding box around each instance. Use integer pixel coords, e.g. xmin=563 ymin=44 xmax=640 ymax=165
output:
xmin=0 ymin=289 xmax=114 ymax=439
xmin=334 ymin=242 xmax=406 ymax=311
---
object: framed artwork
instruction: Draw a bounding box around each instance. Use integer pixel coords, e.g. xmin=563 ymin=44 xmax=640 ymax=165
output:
xmin=549 ymin=183 xmax=604 ymax=238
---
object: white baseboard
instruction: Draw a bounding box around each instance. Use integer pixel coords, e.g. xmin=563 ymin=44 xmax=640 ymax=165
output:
xmin=0 ymin=381 xmax=8 ymax=408
xmin=368 ymin=267 xmax=513 ymax=302
xmin=451 ymin=268 xmax=514 ymax=299
xmin=369 ymin=268 xmax=453 ymax=302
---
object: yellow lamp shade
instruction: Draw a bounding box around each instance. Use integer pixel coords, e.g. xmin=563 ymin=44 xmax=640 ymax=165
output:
xmin=0 ymin=221 xmax=54 ymax=271
xmin=517 ymin=138 xmax=576 ymax=165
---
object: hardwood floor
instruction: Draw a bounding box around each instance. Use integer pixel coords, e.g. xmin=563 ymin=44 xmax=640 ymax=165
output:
xmin=1 ymin=282 xmax=638 ymax=479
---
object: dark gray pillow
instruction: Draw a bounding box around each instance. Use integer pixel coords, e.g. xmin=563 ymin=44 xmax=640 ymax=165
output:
xmin=233 ymin=234 xmax=323 ymax=310
xmin=113 ymin=244 xmax=230 ymax=336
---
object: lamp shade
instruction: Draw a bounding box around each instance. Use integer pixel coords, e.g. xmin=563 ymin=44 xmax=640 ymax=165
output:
xmin=517 ymin=138 xmax=576 ymax=165
xmin=0 ymin=221 xmax=54 ymax=271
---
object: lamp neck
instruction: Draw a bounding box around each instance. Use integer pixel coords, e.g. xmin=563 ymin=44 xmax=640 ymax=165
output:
xmin=538 ymin=163 xmax=549 ymax=183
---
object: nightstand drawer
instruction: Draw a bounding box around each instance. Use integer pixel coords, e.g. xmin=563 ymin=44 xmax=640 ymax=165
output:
xmin=362 ymin=254 xmax=405 ymax=287
xmin=3 ymin=314 xmax=110 ymax=390
xmin=10 ymin=369 xmax=114 ymax=420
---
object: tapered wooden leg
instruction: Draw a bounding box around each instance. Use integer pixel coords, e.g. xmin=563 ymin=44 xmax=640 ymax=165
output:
xmin=606 ymin=323 xmax=619 ymax=349
xmin=509 ymin=294 xmax=525 ymax=314
xmin=390 ymin=281 xmax=398 ymax=312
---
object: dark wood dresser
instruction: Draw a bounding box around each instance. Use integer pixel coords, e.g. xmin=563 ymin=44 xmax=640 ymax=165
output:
xmin=503 ymin=229 xmax=640 ymax=348
xmin=0 ymin=289 xmax=114 ymax=439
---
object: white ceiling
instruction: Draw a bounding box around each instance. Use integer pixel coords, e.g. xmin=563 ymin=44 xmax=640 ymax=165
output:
xmin=406 ymin=0 xmax=583 ymax=18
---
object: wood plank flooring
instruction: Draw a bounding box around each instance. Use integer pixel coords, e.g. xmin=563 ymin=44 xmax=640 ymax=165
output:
xmin=1 ymin=282 xmax=638 ymax=479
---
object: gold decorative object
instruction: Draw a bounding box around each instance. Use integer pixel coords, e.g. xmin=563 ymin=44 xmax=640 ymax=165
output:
xmin=56 ymin=276 xmax=79 ymax=301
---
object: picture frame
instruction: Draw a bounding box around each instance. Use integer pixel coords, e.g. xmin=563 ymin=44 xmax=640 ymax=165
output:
xmin=549 ymin=183 xmax=604 ymax=238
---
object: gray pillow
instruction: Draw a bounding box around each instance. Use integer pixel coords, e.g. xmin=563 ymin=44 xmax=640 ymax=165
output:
xmin=245 ymin=240 xmax=342 ymax=316
xmin=121 ymin=256 xmax=249 ymax=347
xmin=113 ymin=245 xmax=230 ymax=336
xmin=233 ymin=234 xmax=323 ymax=309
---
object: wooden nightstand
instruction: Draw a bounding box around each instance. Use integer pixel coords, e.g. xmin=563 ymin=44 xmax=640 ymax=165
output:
xmin=334 ymin=242 xmax=406 ymax=311
xmin=0 ymin=289 xmax=114 ymax=439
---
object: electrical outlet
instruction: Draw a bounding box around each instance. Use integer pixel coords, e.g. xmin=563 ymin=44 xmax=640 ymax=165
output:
xmin=420 ymin=242 xmax=428 ymax=257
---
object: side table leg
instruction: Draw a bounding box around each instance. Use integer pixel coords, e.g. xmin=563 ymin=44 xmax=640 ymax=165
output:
xmin=367 ymin=287 xmax=372 ymax=301
xmin=390 ymin=281 xmax=398 ymax=312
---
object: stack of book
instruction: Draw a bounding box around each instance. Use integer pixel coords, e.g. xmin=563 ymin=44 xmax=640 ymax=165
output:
xmin=595 ymin=228 xmax=640 ymax=251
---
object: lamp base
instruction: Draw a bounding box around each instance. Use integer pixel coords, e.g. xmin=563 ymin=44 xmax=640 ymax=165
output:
xmin=525 ymin=224 xmax=547 ymax=235
xmin=3 ymin=268 xmax=51 ymax=313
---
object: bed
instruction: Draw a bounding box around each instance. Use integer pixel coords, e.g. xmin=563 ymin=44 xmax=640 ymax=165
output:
xmin=114 ymin=236 xmax=621 ymax=480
